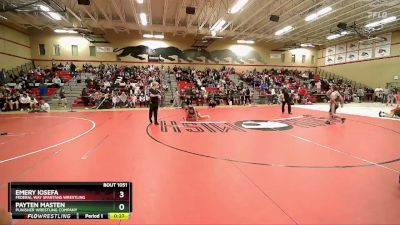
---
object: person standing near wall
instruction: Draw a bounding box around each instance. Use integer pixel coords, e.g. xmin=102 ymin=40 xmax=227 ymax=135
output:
xmin=149 ymin=82 xmax=161 ymax=125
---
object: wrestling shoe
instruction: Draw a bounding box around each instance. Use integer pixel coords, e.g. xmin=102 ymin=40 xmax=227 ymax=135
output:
xmin=341 ymin=118 xmax=346 ymax=123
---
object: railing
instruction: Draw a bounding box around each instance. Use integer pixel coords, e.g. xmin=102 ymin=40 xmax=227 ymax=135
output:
xmin=5 ymin=61 xmax=35 ymax=77
xmin=316 ymin=68 xmax=371 ymax=90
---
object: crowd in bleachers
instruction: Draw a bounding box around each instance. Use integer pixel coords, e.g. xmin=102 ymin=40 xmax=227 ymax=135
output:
xmin=1 ymin=62 xmax=399 ymax=112
xmin=238 ymin=68 xmax=399 ymax=105
xmin=77 ymin=64 xmax=168 ymax=109
xmin=171 ymin=66 xmax=253 ymax=107
xmin=0 ymin=61 xmax=74 ymax=112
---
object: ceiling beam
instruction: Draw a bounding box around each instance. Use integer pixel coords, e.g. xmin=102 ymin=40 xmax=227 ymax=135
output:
xmin=310 ymin=7 xmax=400 ymax=45
xmin=199 ymin=0 xmax=222 ymax=30
xmin=80 ymin=4 xmax=106 ymax=32
xmin=271 ymin=0 xmax=380 ymax=43
xmin=163 ymin=0 xmax=168 ymax=26
xmin=173 ymin=0 xmax=186 ymax=36
xmin=92 ymin=0 xmax=111 ymax=21
xmin=260 ymin=0 xmax=354 ymax=42
xmin=234 ymin=0 xmax=302 ymax=39
xmin=230 ymin=0 xmax=275 ymax=32
xmin=147 ymin=0 xmax=152 ymax=25
xmin=111 ymin=0 xmax=126 ymax=24
xmin=128 ymin=0 xmax=141 ymax=34
xmin=92 ymin=0 xmax=118 ymax=33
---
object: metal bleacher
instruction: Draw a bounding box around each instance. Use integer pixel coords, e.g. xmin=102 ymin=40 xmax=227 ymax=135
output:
xmin=316 ymin=68 xmax=372 ymax=90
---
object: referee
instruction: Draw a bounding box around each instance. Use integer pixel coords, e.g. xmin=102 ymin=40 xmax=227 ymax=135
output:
xmin=149 ymin=82 xmax=161 ymax=125
xmin=281 ymin=88 xmax=292 ymax=114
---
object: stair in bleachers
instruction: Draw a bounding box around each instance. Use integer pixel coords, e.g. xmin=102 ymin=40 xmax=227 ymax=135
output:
xmin=230 ymin=73 xmax=260 ymax=102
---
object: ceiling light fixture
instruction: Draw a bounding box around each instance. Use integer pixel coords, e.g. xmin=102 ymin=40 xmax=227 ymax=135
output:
xmin=54 ymin=29 xmax=78 ymax=34
xmin=300 ymin=43 xmax=315 ymax=47
xmin=210 ymin=20 xmax=226 ymax=32
xmin=326 ymin=34 xmax=341 ymax=40
xmin=365 ymin=16 xmax=396 ymax=28
xmin=48 ymin=12 xmax=62 ymax=20
xmin=143 ymin=34 xmax=164 ymax=39
xmin=39 ymin=5 xmax=50 ymax=12
xmin=140 ymin=13 xmax=148 ymax=26
xmin=229 ymin=0 xmax=248 ymax=14
xmin=136 ymin=0 xmax=144 ymax=3
xmin=275 ymin=26 xmax=293 ymax=35
xmin=305 ymin=6 xmax=332 ymax=21
xmin=237 ymin=40 xmax=254 ymax=44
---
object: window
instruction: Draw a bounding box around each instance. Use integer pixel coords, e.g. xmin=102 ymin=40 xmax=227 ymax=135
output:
xmin=72 ymin=45 xmax=78 ymax=56
xmin=53 ymin=44 xmax=60 ymax=56
xmin=281 ymin=53 xmax=285 ymax=63
xmin=39 ymin=44 xmax=45 ymax=56
xmin=89 ymin=46 xmax=96 ymax=56
xmin=311 ymin=55 xmax=315 ymax=64
xmin=291 ymin=54 xmax=295 ymax=63
xmin=302 ymin=55 xmax=306 ymax=63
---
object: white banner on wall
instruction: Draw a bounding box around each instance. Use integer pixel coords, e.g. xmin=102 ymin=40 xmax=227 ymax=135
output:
xmin=375 ymin=33 xmax=392 ymax=46
xmin=347 ymin=41 xmax=359 ymax=52
xmin=335 ymin=53 xmax=346 ymax=64
xmin=325 ymin=55 xmax=335 ymax=65
xmin=346 ymin=51 xmax=359 ymax=62
xmin=270 ymin=53 xmax=281 ymax=59
xmin=374 ymin=45 xmax=391 ymax=58
xmin=325 ymin=46 xmax=335 ymax=56
xmin=359 ymin=48 xmax=373 ymax=60
xmin=96 ymin=47 xmax=114 ymax=52
xmin=359 ymin=41 xmax=372 ymax=50
xmin=335 ymin=44 xmax=346 ymax=54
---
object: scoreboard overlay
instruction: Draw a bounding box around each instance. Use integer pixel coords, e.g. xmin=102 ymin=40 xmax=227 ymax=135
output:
xmin=8 ymin=182 xmax=132 ymax=220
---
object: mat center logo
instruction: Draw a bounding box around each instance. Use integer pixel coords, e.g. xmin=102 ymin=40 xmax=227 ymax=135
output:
xmin=235 ymin=120 xmax=293 ymax=131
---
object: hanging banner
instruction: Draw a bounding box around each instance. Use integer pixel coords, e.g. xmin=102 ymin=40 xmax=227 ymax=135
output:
xmin=325 ymin=55 xmax=335 ymax=65
xmin=347 ymin=41 xmax=359 ymax=52
xmin=359 ymin=48 xmax=372 ymax=60
xmin=335 ymin=53 xmax=346 ymax=64
xmin=346 ymin=51 xmax=359 ymax=62
xmin=374 ymin=45 xmax=391 ymax=58
xmin=335 ymin=44 xmax=346 ymax=54
xmin=375 ymin=33 xmax=392 ymax=46
xmin=325 ymin=46 xmax=335 ymax=56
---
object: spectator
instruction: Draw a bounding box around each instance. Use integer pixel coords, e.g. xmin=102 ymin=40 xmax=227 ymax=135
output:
xmin=38 ymin=82 xmax=48 ymax=97
xmin=81 ymin=88 xmax=90 ymax=106
xmin=52 ymin=76 xmax=62 ymax=88
xmin=39 ymin=100 xmax=50 ymax=112
xmin=59 ymin=87 xmax=67 ymax=108
xmin=19 ymin=93 xmax=30 ymax=111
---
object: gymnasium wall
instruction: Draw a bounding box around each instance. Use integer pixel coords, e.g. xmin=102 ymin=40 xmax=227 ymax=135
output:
xmin=30 ymin=31 xmax=317 ymax=72
xmin=0 ymin=24 xmax=32 ymax=70
xmin=317 ymin=30 xmax=400 ymax=88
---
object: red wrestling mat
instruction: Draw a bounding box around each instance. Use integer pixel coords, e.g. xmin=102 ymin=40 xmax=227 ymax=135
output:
xmin=0 ymin=106 xmax=399 ymax=225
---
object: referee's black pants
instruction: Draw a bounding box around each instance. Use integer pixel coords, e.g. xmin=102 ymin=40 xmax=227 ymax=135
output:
xmin=282 ymin=101 xmax=291 ymax=114
xmin=149 ymin=103 xmax=158 ymax=123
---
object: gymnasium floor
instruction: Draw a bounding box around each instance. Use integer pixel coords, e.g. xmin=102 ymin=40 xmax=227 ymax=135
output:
xmin=0 ymin=104 xmax=399 ymax=225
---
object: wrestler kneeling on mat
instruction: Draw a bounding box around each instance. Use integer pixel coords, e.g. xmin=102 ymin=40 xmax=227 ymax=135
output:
xmin=184 ymin=105 xmax=210 ymax=122
xmin=325 ymin=86 xmax=346 ymax=124
xmin=379 ymin=105 xmax=400 ymax=119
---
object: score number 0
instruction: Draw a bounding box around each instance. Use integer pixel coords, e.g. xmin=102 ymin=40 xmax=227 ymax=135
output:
xmin=119 ymin=191 xmax=125 ymax=210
